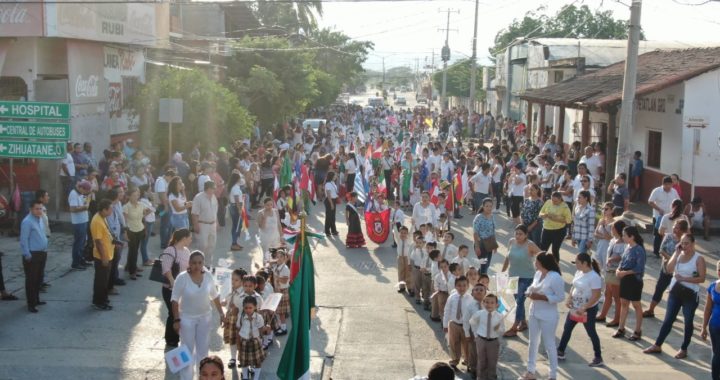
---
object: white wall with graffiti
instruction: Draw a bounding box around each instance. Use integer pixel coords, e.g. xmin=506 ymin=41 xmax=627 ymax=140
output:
xmin=103 ymin=46 xmax=144 ymax=136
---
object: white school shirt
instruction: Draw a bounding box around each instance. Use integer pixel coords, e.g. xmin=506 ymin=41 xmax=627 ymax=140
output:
xmin=527 ymin=270 xmax=565 ymax=321
xmin=440 ymin=243 xmax=459 ymax=262
xmin=447 ymin=273 xmax=457 ymax=293
xmin=424 ymin=231 xmax=436 ymax=244
xmin=434 ymin=271 xmax=449 ymax=292
xmin=345 ymin=158 xmax=357 ymax=174
xmin=463 ymin=299 xmax=482 ymax=338
xmin=237 ymin=312 xmax=265 ymax=339
xmin=231 ymin=290 xmax=264 ymax=310
xmin=469 ymin=309 xmax=505 ymax=339
xmin=325 ymin=182 xmax=338 ymax=200
xmin=171 ymin=271 xmax=219 ymax=318
xmin=259 ymin=283 xmax=274 ymax=300
xmin=443 ymin=292 xmax=472 ymax=328
xmin=392 ymin=208 xmax=406 ymax=226
xmin=275 ymin=264 xmax=290 ymax=289
xmin=412 ymin=202 xmax=438 ymax=229
xmin=410 ymin=247 xmax=428 ymax=268
xmin=394 ymin=232 xmax=412 ymax=258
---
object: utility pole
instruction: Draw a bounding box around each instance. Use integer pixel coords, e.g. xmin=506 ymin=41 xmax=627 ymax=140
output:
xmin=468 ymin=0 xmax=479 ymax=113
xmin=439 ymin=8 xmax=458 ymax=112
xmin=614 ymin=0 xmax=642 ymax=178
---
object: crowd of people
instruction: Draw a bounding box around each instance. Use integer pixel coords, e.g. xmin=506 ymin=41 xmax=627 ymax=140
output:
xmin=5 ymin=100 xmax=718 ymax=379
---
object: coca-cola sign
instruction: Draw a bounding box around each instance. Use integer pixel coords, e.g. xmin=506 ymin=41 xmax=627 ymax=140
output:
xmin=0 ymin=3 xmax=43 ymax=36
xmin=75 ymin=75 xmax=99 ymax=98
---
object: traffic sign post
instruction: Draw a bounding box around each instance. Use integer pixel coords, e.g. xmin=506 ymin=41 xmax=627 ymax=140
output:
xmin=0 ymin=121 xmax=71 ymax=140
xmin=0 ymin=141 xmax=67 ymax=159
xmin=0 ymin=101 xmax=70 ymax=120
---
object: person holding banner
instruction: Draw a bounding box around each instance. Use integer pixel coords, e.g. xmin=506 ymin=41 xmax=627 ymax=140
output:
xmin=345 ymin=192 xmax=366 ymax=248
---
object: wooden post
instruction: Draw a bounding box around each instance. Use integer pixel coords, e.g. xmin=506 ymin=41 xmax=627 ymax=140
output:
xmin=581 ymin=108 xmax=590 ymax=147
xmin=538 ymin=104 xmax=546 ymax=141
xmin=605 ymin=107 xmax=619 ymax=191
xmin=526 ymin=101 xmax=533 ymax=140
xmin=558 ymin=106 xmax=566 ymax=146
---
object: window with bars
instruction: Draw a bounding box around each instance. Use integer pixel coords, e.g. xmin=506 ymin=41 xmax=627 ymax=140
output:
xmin=0 ymin=77 xmax=28 ymax=100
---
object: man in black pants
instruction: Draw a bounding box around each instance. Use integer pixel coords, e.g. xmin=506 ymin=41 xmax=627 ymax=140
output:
xmin=90 ymin=200 xmax=115 ymax=311
xmin=19 ymin=200 xmax=49 ymax=312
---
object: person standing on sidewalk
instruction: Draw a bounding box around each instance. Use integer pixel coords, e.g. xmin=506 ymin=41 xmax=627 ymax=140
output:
xmin=91 ymin=199 xmax=115 ymax=311
xmin=19 ymin=200 xmax=48 ymax=313
xmin=106 ymin=187 xmax=127 ymax=291
xmin=123 ymin=187 xmax=150 ymax=281
xmin=155 ymin=168 xmax=176 ymax=249
xmin=648 ymin=176 xmax=679 ymax=258
xmin=191 ymin=181 xmax=218 ymax=268
xmin=700 ymin=260 xmax=720 ymax=379
xmin=69 ymin=180 xmax=92 ymax=270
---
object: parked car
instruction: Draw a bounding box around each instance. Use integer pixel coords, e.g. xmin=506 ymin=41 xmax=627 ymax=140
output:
xmin=395 ymin=96 xmax=407 ymax=106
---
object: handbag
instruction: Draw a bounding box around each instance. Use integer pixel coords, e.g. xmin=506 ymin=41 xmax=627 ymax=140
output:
xmin=149 ymin=247 xmax=179 ymax=284
xmin=569 ymin=309 xmax=588 ymax=323
xmin=480 ymin=215 xmax=499 ymax=252
xmin=670 ymin=282 xmax=697 ymax=303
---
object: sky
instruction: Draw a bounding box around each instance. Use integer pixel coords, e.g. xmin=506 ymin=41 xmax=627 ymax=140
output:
xmin=316 ymin=0 xmax=720 ymax=71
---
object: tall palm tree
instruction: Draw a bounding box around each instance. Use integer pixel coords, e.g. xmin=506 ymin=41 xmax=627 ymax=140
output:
xmin=253 ymin=0 xmax=323 ymax=35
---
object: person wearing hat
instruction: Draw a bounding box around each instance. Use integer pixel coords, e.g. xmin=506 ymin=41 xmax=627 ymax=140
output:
xmin=192 ymin=180 xmax=218 ymax=268
xmin=684 ymin=197 xmax=710 ymax=240
xmin=69 ymin=180 xmax=93 ymax=270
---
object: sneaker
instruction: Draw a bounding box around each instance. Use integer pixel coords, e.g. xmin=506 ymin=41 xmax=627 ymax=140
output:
xmin=588 ymin=357 xmax=604 ymax=367
xmin=557 ymin=350 xmax=566 ymax=360
xmin=92 ymin=303 xmax=113 ymax=311
xmin=71 ymin=265 xmax=87 ymax=271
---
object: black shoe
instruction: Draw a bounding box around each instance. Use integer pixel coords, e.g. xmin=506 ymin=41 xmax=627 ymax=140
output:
xmin=28 ymin=306 xmax=38 ymax=313
xmin=114 ymin=279 xmax=127 ymax=286
xmin=398 ymin=287 xmax=406 ymax=293
xmin=392 ymin=243 xmax=397 ymax=248
xmin=1 ymin=294 xmax=19 ymax=301
xmin=37 ymin=301 xmax=47 ymax=305
xmin=166 ymin=342 xmax=179 ymax=348
xmin=71 ymin=265 xmax=87 ymax=271
xmin=430 ymin=317 xmax=441 ymax=322
xmin=92 ymin=303 xmax=112 ymax=311
xmin=228 ymin=359 xmax=237 ymax=369
xmin=41 ymin=283 xmax=51 ymax=288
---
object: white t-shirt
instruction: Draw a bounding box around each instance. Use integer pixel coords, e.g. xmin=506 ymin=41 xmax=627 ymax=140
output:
xmin=197 ymin=174 xmax=211 ymax=193
xmin=154 ymin=176 xmax=168 ymax=194
xmin=571 ymin=270 xmax=602 ymax=309
xmin=59 ymin=153 xmax=75 ymax=177
xmin=491 ymin=160 xmax=503 ymax=183
xmin=440 ymin=160 xmax=455 ymax=180
xmin=171 ymin=271 xmax=219 ymax=318
xmin=168 ymin=193 xmax=187 ymax=215
xmin=345 ymin=158 xmax=357 ymax=174
xmin=579 ymin=155 xmax=602 ymax=181
xmin=276 ymin=264 xmax=290 ymax=289
xmin=229 ymin=184 xmax=243 ymax=204
xmin=470 ymin=172 xmax=491 ymax=194
xmin=325 ymin=182 xmax=338 ymax=199
xmin=68 ymin=190 xmax=88 ymax=224
xmin=648 ymin=187 xmax=680 ymax=218
xmin=509 ymin=173 xmax=526 ymax=196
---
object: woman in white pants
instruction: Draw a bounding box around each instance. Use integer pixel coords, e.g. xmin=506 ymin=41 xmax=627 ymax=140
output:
xmin=519 ymin=251 xmax=566 ymax=380
xmin=171 ymin=251 xmax=224 ymax=380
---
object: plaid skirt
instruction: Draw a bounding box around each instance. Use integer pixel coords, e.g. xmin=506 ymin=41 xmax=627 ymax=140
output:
xmin=238 ymin=337 xmax=266 ymax=367
xmin=276 ymin=288 xmax=290 ymax=317
xmin=223 ymin=309 xmax=239 ymax=345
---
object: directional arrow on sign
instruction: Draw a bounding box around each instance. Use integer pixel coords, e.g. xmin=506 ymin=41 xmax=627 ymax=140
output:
xmin=0 ymin=105 xmax=7 ymax=114
xmin=0 ymin=125 xmax=5 ymax=134
xmin=0 ymin=144 xmax=6 ymax=153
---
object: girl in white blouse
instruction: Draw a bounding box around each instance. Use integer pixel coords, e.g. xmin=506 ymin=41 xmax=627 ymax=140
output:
xmin=236 ymin=297 xmax=269 ymax=380
xmin=519 ymin=252 xmax=566 ymax=380
xmin=171 ymin=251 xmax=224 ymax=380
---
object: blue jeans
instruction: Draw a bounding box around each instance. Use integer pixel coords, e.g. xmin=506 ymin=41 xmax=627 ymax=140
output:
xmin=492 ymin=182 xmax=502 ymax=209
xmin=473 ymin=192 xmax=488 ymax=212
xmin=651 ymin=267 xmax=673 ymax=303
xmin=229 ymin=206 xmax=241 ymax=246
xmin=159 ymin=207 xmax=172 ymax=249
xmin=141 ymin=221 xmax=154 ymax=263
xmin=557 ymin=305 xmax=602 ymax=359
xmin=515 ymin=277 xmax=533 ymax=322
xmin=710 ymin=324 xmax=720 ymax=380
xmin=72 ymin=222 xmax=88 ymax=267
xmin=577 ymin=239 xmax=591 ymax=254
xmin=528 ymin=221 xmax=542 ymax=246
xmin=170 ymin=213 xmax=189 ymax=230
xmin=477 ymin=240 xmax=493 ymax=274
xmin=654 ymin=290 xmax=699 ymax=350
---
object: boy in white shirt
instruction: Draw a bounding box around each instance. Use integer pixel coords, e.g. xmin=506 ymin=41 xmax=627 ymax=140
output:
xmin=394 ymin=226 xmax=413 ymax=293
xmin=443 ymin=276 xmax=472 ymax=370
xmin=391 ymin=200 xmax=406 ymax=248
xmin=410 ymin=234 xmax=431 ymax=307
xmin=468 ymin=294 xmax=505 ymax=380
xmin=431 ymin=259 xmax=450 ymax=322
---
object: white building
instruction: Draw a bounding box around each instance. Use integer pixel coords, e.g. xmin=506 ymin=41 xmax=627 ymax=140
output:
xmin=521 ymin=47 xmax=720 ymax=215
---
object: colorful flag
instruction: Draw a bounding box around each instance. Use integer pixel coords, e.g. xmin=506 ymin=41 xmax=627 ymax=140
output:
xmin=277 ymin=220 xmax=322 ymax=380
xmin=241 ymin=203 xmax=250 ymax=241
xmin=273 ymin=176 xmax=281 ymax=202
xmin=364 ymin=208 xmax=391 ymax=244
xmin=280 ymin=157 xmax=293 ymax=187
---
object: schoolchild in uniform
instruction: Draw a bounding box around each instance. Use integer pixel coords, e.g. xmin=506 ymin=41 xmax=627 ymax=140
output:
xmin=431 ymin=259 xmax=451 ymax=322
xmin=440 ymin=232 xmax=459 ymax=262
xmin=443 ymin=276 xmax=472 ymax=371
xmin=223 ymin=269 xmax=244 ymax=368
xmin=469 ymin=293 xmax=505 ymax=380
xmin=437 ymin=213 xmax=449 ymax=237
xmin=391 ymin=200 xmax=407 ymax=248
xmin=410 ymin=235 xmax=431 ymax=308
xmin=236 ymin=297 xmax=269 ymax=380
xmin=273 ymin=250 xmax=290 ymax=335
xmin=254 ymin=273 xmax=276 ymax=350
xmin=448 ymin=263 xmax=461 ymax=293
xmin=394 ymin=226 xmax=413 ymax=293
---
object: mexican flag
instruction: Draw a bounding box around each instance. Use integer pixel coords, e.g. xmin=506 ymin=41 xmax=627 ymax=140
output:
xmin=277 ymin=221 xmax=321 ymax=380
xmin=280 ymin=156 xmax=293 ymax=187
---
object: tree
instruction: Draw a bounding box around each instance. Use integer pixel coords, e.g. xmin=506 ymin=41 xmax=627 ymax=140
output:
xmin=384 ymin=66 xmax=415 ymax=88
xmin=432 ymin=59 xmax=485 ymax=100
xmin=252 ymin=0 xmax=322 ymax=35
xmin=489 ymin=5 xmax=643 ymax=59
xmin=129 ymin=68 xmax=254 ymax=158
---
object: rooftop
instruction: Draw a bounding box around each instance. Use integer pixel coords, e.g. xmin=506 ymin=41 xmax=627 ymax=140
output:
xmin=520 ymin=47 xmax=720 ymax=110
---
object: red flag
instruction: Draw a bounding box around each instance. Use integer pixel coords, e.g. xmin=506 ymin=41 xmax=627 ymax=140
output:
xmin=429 ymin=181 xmax=440 ymax=205
xmin=364 ymin=208 xmax=391 ymax=244
xmin=454 ymin=170 xmax=463 ymax=207
xmin=273 ymin=176 xmax=280 ymax=202
xmin=299 ymin=165 xmax=315 ymax=202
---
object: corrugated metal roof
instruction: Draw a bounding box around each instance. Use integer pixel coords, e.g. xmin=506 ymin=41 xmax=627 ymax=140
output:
xmin=521 ymin=47 xmax=720 ymax=110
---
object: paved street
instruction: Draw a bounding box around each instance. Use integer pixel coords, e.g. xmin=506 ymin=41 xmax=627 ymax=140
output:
xmin=0 ymin=202 xmax=716 ymax=380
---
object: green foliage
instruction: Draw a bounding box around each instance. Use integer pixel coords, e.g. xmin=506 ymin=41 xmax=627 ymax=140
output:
xmin=252 ymin=0 xmax=323 ymax=34
xmin=432 ymin=59 xmax=485 ymax=100
xmin=129 ymin=68 xmax=254 ymax=157
xmin=489 ymin=5 xmax=643 ymax=59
